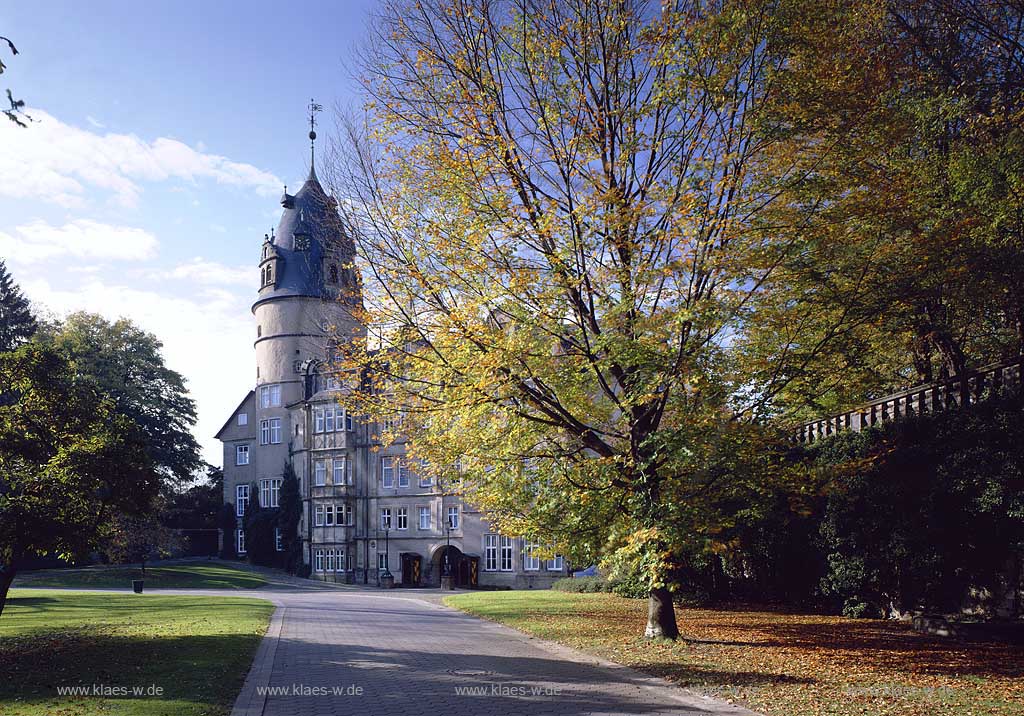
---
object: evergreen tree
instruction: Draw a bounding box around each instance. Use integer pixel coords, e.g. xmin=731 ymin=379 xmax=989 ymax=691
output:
xmin=0 ymin=260 xmax=36 ymax=352
xmin=277 ymin=462 xmax=303 ymax=574
xmin=218 ymin=503 xmax=238 ymax=560
xmin=243 ymin=483 xmax=278 ymax=567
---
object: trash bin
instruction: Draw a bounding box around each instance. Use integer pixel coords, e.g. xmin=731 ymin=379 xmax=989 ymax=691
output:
xmin=132 ymin=580 xmax=144 ymax=594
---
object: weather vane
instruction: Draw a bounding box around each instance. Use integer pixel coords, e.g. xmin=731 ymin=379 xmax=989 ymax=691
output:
xmin=308 ymin=98 xmax=323 ymax=167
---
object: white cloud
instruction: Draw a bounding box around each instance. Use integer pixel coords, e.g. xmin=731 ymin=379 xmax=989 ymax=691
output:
xmin=146 ymin=257 xmax=255 ymax=287
xmin=86 ymin=115 xmax=106 ymax=129
xmin=23 ymin=277 xmax=255 ymax=465
xmin=0 ymin=109 xmax=282 ymax=208
xmin=0 ymin=219 xmax=159 ymax=263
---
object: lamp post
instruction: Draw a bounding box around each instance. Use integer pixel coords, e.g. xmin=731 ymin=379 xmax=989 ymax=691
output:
xmin=441 ymin=525 xmax=454 ymax=590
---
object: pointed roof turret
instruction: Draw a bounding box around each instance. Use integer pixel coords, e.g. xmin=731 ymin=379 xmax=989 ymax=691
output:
xmin=253 ymin=104 xmax=360 ymax=313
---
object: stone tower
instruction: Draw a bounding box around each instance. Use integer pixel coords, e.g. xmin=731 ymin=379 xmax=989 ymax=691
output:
xmin=250 ymin=158 xmax=363 ymax=473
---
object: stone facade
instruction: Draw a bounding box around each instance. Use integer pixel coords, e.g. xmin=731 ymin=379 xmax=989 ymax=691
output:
xmin=217 ymin=155 xmax=567 ymax=588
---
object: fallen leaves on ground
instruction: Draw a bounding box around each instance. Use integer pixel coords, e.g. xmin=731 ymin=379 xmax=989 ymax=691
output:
xmin=446 ymin=591 xmax=1023 ymax=716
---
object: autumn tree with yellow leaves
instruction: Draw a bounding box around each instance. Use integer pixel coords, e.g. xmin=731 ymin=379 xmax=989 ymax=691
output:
xmin=327 ymin=0 xmax=831 ymax=640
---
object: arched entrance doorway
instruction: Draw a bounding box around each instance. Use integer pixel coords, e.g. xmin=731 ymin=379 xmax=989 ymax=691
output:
xmin=430 ymin=545 xmax=478 ymax=587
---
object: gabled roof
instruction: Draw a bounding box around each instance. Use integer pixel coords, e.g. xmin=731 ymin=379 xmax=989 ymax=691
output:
xmin=214 ymin=390 xmax=255 ymax=440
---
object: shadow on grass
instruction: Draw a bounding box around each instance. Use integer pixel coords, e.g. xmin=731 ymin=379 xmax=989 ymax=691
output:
xmin=687 ymin=613 xmax=1024 ymax=680
xmin=0 ymin=596 xmax=61 ymax=612
xmin=0 ymin=629 xmax=263 ymax=712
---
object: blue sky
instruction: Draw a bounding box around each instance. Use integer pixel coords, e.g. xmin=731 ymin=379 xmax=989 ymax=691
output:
xmin=0 ymin=0 xmax=377 ymax=465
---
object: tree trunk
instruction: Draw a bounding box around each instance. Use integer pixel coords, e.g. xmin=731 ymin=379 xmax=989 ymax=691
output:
xmin=0 ymin=562 xmax=17 ymax=618
xmin=644 ymin=587 xmax=679 ymax=640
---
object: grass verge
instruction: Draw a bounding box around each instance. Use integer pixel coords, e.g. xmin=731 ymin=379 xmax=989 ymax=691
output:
xmin=444 ymin=590 xmax=1023 ymax=716
xmin=13 ymin=560 xmax=267 ymax=589
xmin=0 ymin=589 xmax=273 ymax=716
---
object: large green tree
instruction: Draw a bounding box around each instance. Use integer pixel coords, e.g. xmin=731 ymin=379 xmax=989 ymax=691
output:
xmin=333 ymin=0 xmax=833 ymax=638
xmin=741 ymin=0 xmax=1024 ymax=421
xmin=40 ymin=313 xmax=202 ymax=483
xmin=0 ymin=343 xmax=158 ymax=615
xmin=0 ymin=260 xmax=36 ymax=352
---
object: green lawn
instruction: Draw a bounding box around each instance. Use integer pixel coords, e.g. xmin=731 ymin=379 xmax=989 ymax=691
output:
xmin=13 ymin=560 xmax=267 ymax=590
xmin=0 ymin=590 xmax=273 ymax=716
xmin=445 ymin=590 xmax=1024 ymax=716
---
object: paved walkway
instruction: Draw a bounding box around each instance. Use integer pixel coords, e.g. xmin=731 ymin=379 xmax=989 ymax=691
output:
xmin=219 ymin=589 xmax=759 ymax=716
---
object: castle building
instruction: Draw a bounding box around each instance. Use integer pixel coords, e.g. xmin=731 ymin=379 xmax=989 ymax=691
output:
xmin=216 ymin=130 xmax=566 ymax=588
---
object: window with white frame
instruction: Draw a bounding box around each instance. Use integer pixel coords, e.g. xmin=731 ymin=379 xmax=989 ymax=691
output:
xmin=325 ymin=406 xmax=335 ymax=432
xmin=524 ymin=542 xmax=541 ymax=571
xmin=259 ymin=418 xmax=282 ymax=445
xmin=236 ymin=484 xmax=249 ymax=516
xmin=382 ymin=457 xmax=395 ymax=488
xmin=344 ymin=409 xmax=353 ymax=431
xmin=333 ymin=458 xmax=344 ymax=486
xmin=396 ymin=507 xmax=408 ymax=530
xmin=236 ymin=529 xmax=246 ymax=555
xmin=314 ymin=504 xmax=325 ymax=526
xmin=418 ymin=459 xmax=433 ymax=487
xmin=274 ymin=527 xmax=283 ymax=552
xmin=343 ymin=502 xmax=354 ymax=526
xmin=446 ymin=506 xmax=459 ymax=529
xmin=484 ymin=534 xmax=498 ymax=571
xmin=500 ymin=535 xmax=514 ymax=571
xmin=326 ymin=548 xmax=335 ymax=572
xmin=260 ymin=384 xmax=282 ymax=408
xmin=259 ymin=478 xmax=281 ymax=508
xmin=380 ymin=507 xmax=392 ymax=530
xmin=325 ymin=503 xmax=336 ymax=526
xmin=546 ymin=554 xmax=564 ymax=571
xmin=378 ymin=552 xmax=389 ymax=571
xmin=237 ymin=413 xmax=248 ymax=426
xmin=418 ymin=505 xmax=431 ymax=530
xmin=314 ymin=408 xmax=325 ymax=433
xmin=398 ymin=459 xmax=410 ymax=488
xmin=315 ymin=549 xmax=324 ymax=572
xmin=314 ymin=460 xmax=327 ymax=486
xmin=236 ymin=444 xmax=250 ymax=465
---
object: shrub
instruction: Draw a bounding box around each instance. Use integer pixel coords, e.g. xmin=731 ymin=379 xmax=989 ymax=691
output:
xmin=609 ymin=573 xmax=648 ymax=599
xmin=814 ymin=394 xmax=1024 ymax=617
xmin=551 ymin=576 xmax=610 ymax=593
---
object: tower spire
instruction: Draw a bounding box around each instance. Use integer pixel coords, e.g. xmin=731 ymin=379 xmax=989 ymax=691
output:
xmin=308 ymin=98 xmax=322 ymax=178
